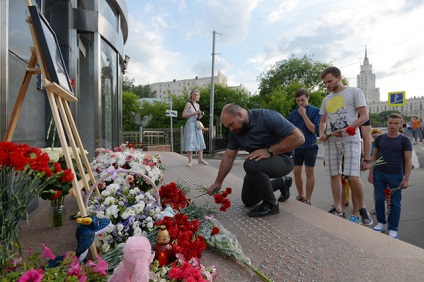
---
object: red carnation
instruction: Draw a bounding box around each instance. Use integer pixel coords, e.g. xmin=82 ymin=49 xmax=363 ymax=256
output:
xmin=60 ymin=169 xmax=74 ymax=183
xmin=50 ymin=190 xmax=63 ymax=200
xmin=211 ymin=227 xmax=220 ymax=236
xmin=346 ymin=126 xmax=356 ymax=136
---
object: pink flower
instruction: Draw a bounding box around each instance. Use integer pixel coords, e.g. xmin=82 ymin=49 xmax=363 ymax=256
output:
xmin=67 ymin=260 xmax=82 ymax=276
xmin=41 ymin=243 xmax=56 ymax=260
xmin=90 ymin=255 xmax=108 ymax=276
xmin=18 ymin=268 xmax=44 ymax=282
xmin=78 ymin=271 xmax=87 ymax=282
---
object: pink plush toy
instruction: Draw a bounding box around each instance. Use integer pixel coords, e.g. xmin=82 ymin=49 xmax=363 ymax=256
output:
xmin=108 ymin=236 xmax=155 ymax=282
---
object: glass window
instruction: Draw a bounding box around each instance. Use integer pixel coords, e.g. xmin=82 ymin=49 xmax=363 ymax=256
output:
xmin=101 ymin=39 xmax=118 ymax=149
xmin=9 ymin=1 xmax=33 ymax=60
xmin=99 ymin=0 xmax=118 ymax=32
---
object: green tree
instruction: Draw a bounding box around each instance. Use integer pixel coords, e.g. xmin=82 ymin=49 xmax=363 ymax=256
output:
xmin=123 ymin=76 xmax=135 ymax=92
xmin=369 ymin=110 xmax=404 ymax=127
xmin=257 ymin=54 xmax=331 ymax=112
xmin=133 ymin=84 xmax=157 ymax=98
xmin=122 ymin=91 xmax=142 ymax=131
xmin=123 ymin=75 xmax=157 ymax=98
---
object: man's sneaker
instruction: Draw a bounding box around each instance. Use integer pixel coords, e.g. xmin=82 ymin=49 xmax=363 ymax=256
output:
xmin=389 ymin=230 xmax=398 ymax=239
xmin=373 ymin=222 xmax=387 ymax=233
xmin=349 ymin=215 xmax=361 ymax=224
xmin=277 ymin=176 xmax=292 ymax=202
xmin=328 ymin=206 xmax=346 ymax=218
xmin=359 ymin=208 xmax=373 ymax=225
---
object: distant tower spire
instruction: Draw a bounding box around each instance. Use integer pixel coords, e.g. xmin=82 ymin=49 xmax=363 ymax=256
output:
xmin=363 ymin=45 xmax=369 ymax=65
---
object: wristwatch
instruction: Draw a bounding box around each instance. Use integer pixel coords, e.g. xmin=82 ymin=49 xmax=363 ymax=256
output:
xmin=363 ymin=159 xmax=371 ymax=163
xmin=267 ymin=147 xmax=273 ymax=156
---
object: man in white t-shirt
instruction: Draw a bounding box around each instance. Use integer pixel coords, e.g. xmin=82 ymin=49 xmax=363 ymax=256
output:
xmin=319 ymin=66 xmax=372 ymax=226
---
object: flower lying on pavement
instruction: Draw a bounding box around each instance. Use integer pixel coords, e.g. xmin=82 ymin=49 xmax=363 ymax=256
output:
xmin=197 ymin=216 xmax=272 ymax=282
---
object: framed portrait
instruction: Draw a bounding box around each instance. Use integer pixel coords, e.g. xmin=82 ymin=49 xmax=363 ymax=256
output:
xmin=28 ymin=5 xmax=73 ymax=94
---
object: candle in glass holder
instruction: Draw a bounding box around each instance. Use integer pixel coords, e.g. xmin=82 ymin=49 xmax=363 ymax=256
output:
xmin=154 ymin=225 xmax=172 ymax=266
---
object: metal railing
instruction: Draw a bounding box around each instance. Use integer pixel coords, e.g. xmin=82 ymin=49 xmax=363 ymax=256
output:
xmin=121 ymin=127 xmax=227 ymax=155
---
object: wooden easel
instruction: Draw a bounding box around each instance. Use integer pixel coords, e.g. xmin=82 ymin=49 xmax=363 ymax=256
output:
xmin=3 ymin=2 xmax=99 ymax=258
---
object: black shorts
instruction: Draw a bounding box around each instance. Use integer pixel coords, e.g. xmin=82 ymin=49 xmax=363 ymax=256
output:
xmin=293 ymin=147 xmax=319 ymax=167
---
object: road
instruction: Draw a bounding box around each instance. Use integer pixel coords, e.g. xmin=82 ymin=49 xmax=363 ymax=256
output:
xmin=206 ymin=145 xmax=424 ymax=249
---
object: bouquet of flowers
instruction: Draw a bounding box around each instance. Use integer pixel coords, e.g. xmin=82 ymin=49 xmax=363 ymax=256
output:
xmin=0 ymin=142 xmax=56 ymax=270
xmin=90 ymin=146 xmax=164 ymax=191
xmin=154 ymin=212 xmax=207 ymax=262
xmin=86 ymin=181 xmax=163 ymax=253
xmin=0 ymin=243 xmax=108 ymax=281
xmin=85 ymin=146 xmax=166 ymax=253
xmin=40 ymin=147 xmax=80 ymax=201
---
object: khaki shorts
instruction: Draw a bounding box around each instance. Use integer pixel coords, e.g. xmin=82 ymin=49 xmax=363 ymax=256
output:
xmin=324 ymin=140 xmax=361 ymax=177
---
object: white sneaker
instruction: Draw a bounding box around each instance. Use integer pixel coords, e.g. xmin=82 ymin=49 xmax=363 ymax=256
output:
xmin=389 ymin=230 xmax=398 ymax=239
xmin=373 ymin=222 xmax=386 ymax=232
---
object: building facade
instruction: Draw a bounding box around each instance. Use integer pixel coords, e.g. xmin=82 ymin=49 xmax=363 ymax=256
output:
xmin=357 ymin=47 xmax=424 ymax=118
xmin=149 ymin=71 xmax=246 ymax=99
xmin=0 ymin=0 xmax=128 ymax=158
xmin=357 ymin=47 xmax=380 ymax=104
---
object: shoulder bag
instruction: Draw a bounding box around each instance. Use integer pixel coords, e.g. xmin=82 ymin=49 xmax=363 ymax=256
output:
xmin=188 ymin=101 xmax=204 ymax=130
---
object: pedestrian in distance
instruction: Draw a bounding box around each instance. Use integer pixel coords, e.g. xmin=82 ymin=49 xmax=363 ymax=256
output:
xmin=288 ymin=89 xmax=320 ymax=205
xmin=182 ymin=89 xmax=208 ymax=167
xmin=368 ymin=113 xmax=412 ymax=239
xmin=318 ymin=66 xmax=373 ymax=225
xmin=207 ymin=103 xmax=305 ymax=217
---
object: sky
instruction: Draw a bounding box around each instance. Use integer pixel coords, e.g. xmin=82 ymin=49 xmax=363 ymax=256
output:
xmin=124 ymin=0 xmax=424 ymax=101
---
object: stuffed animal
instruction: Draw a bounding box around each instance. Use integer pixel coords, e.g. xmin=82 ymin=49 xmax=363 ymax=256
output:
xmin=75 ymin=215 xmax=111 ymax=262
xmin=108 ymin=236 xmax=155 ymax=282
xmin=47 ymin=215 xmax=111 ymax=268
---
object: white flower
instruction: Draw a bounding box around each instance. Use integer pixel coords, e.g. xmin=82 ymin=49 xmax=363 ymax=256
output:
xmin=103 ymin=196 xmax=115 ymax=206
xmin=133 ymin=227 xmax=142 ymax=236
xmin=105 ymin=204 xmax=119 ymax=218
xmin=116 ymin=223 xmax=124 ymax=234
xmin=121 ymin=212 xmax=129 ymax=220
xmin=130 ymin=187 xmax=140 ymax=195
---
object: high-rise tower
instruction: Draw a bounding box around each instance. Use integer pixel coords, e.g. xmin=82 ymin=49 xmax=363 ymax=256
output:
xmin=357 ymin=46 xmax=380 ymax=103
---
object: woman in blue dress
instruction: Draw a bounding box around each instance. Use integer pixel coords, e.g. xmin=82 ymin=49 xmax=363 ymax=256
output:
xmin=182 ymin=89 xmax=208 ymax=167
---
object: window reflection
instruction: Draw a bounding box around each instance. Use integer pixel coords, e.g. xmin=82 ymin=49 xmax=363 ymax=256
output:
xmin=101 ymin=40 xmax=117 ymax=149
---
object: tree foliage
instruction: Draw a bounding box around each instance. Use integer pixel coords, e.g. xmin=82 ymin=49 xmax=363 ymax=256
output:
xmin=257 ymin=54 xmax=331 ymax=112
xmin=122 ymin=91 xmax=142 ymax=131
xmin=123 ymin=75 xmax=156 ymax=98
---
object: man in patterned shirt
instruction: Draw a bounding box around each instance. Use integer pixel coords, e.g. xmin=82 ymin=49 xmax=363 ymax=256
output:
xmin=288 ymin=89 xmax=320 ymax=205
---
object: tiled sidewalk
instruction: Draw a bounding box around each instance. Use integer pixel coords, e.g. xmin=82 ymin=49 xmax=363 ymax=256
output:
xmin=18 ymin=152 xmax=424 ymax=281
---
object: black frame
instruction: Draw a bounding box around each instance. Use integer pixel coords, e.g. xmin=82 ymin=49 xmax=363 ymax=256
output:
xmin=28 ymin=5 xmax=73 ymax=94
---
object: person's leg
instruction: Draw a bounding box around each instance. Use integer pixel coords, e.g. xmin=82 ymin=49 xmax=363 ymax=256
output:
xmin=387 ymin=173 xmax=404 ymax=233
xmin=349 ymin=176 xmax=363 ymax=216
xmin=331 ymin=175 xmax=343 ymax=212
xmin=293 ymin=166 xmax=304 ymax=199
xmin=197 ymin=149 xmax=208 ymax=165
xmin=187 ymin=151 xmax=193 ymax=167
xmin=325 ymin=141 xmax=343 ymax=213
xmin=342 ymin=140 xmax=364 ymax=216
xmin=242 ymin=155 xmax=293 ymax=206
xmin=304 ymin=166 xmax=315 ymax=201
xmin=292 ymin=149 xmax=305 ymax=200
xmin=374 ymin=170 xmax=387 ymax=226
xmin=303 ymin=147 xmax=318 ymax=203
